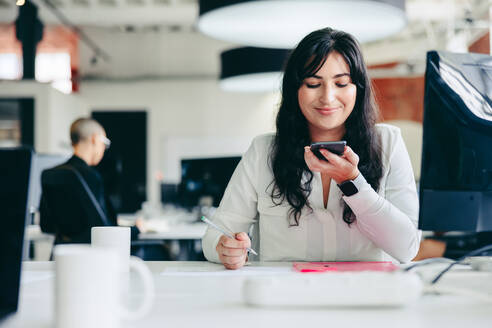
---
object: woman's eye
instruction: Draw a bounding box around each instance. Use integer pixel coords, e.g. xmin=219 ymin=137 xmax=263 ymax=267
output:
xmin=336 ymin=83 xmax=348 ymax=88
xmin=306 ymin=83 xmax=321 ymax=89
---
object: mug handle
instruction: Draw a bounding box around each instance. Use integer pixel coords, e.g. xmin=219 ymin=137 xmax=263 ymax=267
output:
xmin=119 ymin=256 xmax=155 ymax=320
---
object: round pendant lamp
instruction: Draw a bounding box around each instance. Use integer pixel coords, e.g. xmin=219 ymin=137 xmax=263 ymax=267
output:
xmin=198 ymin=0 xmax=407 ymax=48
xmin=220 ymin=47 xmax=290 ymax=92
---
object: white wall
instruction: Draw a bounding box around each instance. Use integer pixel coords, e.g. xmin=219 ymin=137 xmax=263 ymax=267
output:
xmin=78 ymin=79 xmax=279 ymax=205
xmin=161 ymin=135 xmax=254 ymax=185
xmin=48 ymin=89 xmax=85 ymax=153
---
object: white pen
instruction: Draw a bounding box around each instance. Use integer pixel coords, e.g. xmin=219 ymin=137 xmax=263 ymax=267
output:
xmin=201 ymin=216 xmax=258 ymax=256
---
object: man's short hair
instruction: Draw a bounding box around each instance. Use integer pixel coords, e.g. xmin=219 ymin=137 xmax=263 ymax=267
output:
xmin=70 ymin=118 xmax=104 ymax=146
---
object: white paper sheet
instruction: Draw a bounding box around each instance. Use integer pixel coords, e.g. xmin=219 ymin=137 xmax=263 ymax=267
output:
xmin=160 ymin=266 xmax=293 ymax=276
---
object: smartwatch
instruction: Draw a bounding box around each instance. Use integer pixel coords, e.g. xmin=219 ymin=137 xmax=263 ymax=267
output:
xmin=337 ymin=180 xmax=359 ymax=196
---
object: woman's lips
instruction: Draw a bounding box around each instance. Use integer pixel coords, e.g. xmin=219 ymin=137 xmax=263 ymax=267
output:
xmin=315 ymin=107 xmax=340 ymax=115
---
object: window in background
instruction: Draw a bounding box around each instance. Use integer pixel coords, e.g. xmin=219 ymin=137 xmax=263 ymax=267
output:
xmin=0 ymin=52 xmax=72 ymax=94
xmin=0 ymin=53 xmax=22 ymax=80
xmin=35 ymin=52 xmax=72 ymax=94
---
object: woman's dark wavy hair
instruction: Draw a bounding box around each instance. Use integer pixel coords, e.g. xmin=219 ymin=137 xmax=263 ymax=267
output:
xmin=269 ymin=27 xmax=383 ymax=226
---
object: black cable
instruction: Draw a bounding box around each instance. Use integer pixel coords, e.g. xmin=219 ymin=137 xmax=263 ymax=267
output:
xmin=430 ymin=243 xmax=492 ymax=284
xmin=403 ymin=257 xmax=455 ymax=272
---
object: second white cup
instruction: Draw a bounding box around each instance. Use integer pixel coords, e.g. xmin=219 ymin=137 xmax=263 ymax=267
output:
xmin=91 ymin=226 xmax=131 ymax=273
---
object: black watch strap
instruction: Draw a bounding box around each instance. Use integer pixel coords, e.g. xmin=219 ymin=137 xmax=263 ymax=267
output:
xmin=337 ymin=180 xmax=359 ymax=196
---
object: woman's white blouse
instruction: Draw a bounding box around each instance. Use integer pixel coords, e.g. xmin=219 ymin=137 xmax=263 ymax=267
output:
xmin=202 ymin=124 xmax=421 ymax=263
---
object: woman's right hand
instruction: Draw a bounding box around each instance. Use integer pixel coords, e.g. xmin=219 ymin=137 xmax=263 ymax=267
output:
xmin=216 ymin=232 xmax=251 ymax=270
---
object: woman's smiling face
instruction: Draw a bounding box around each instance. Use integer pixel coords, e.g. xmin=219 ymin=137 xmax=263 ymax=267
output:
xmin=297 ymin=51 xmax=357 ymax=141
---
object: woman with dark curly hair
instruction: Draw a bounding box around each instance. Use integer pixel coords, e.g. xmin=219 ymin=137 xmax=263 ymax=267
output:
xmin=202 ymin=27 xmax=421 ymax=269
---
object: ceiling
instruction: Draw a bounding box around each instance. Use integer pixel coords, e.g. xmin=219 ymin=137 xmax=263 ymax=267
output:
xmin=0 ymin=0 xmax=490 ymax=80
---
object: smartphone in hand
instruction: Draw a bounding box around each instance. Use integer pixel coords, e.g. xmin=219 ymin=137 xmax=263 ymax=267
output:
xmin=310 ymin=141 xmax=347 ymax=160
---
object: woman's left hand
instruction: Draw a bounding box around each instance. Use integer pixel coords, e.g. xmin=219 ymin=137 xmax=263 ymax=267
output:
xmin=304 ymin=145 xmax=360 ymax=184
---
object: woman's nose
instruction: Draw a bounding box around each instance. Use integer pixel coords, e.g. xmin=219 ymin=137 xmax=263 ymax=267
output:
xmin=319 ymin=85 xmax=336 ymax=104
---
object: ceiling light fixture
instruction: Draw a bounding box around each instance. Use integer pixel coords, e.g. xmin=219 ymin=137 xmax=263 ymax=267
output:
xmin=198 ymin=0 xmax=407 ymax=48
xmin=220 ymin=47 xmax=290 ymax=93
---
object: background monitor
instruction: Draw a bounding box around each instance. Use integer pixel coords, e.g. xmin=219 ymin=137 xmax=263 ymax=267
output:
xmin=161 ymin=183 xmax=179 ymax=206
xmin=418 ymin=50 xmax=492 ymax=232
xmin=178 ymin=156 xmax=241 ymax=208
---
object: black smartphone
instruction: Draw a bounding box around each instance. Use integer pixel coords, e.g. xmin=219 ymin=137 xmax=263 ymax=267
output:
xmin=310 ymin=141 xmax=347 ymax=160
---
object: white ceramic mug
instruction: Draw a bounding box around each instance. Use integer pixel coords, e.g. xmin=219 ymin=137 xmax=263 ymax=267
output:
xmin=91 ymin=226 xmax=131 ymax=272
xmin=54 ymin=244 xmax=154 ymax=328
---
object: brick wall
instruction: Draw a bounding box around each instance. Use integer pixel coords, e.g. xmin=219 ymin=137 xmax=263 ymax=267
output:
xmin=372 ymin=77 xmax=424 ymax=122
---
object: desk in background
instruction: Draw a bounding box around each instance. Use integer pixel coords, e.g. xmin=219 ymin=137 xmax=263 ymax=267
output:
xmin=136 ymin=222 xmax=207 ymax=260
xmin=120 ymin=213 xmax=208 ymax=261
xmin=4 ymin=261 xmax=492 ymax=328
xmin=25 ymin=218 xmax=208 ymax=261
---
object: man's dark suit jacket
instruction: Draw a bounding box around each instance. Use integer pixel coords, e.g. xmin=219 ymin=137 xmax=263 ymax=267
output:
xmin=40 ymin=155 xmax=138 ymax=245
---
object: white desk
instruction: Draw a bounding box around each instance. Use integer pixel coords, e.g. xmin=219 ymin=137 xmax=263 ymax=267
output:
xmin=4 ymin=261 xmax=492 ymax=328
xmin=138 ymin=222 xmax=207 ymax=240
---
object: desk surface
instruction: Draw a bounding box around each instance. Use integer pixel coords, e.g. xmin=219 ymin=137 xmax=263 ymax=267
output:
xmin=4 ymin=261 xmax=492 ymax=328
xmin=138 ymin=222 xmax=207 ymax=240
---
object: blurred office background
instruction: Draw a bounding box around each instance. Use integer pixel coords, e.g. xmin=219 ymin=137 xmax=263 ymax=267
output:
xmin=0 ymin=0 xmax=490 ymax=260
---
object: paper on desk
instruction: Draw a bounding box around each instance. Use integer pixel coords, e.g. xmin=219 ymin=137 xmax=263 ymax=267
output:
xmin=160 ymin=266 xmax=293 ymax=276
xmin=143 ymin=219 xmax=170 ymax=233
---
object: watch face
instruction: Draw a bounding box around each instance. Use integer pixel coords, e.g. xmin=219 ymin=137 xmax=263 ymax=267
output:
xmin=339 ymin=181 xmax=358 ymax=196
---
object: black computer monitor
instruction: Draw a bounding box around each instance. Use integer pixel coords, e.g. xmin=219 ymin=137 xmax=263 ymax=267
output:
xmin=0 ymin=147 xmax=32 ymax=320
xmin=418 ymin=50 xmax=492 ymax=232
xmin=178 ymin=156 xmax=241 ymax=208
xmin=161 ymin=183 xmax=179 ymax=206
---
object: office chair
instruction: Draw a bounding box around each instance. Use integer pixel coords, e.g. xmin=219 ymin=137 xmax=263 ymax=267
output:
xmin=0 ymin=147 xmax=33 ymax=320
xmin=40 ymin=166 xmax=112 ymax=245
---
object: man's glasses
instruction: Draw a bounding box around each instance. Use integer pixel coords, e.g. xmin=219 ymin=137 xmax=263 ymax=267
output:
xmin=100 ymin=135 xmax=111 ymax=149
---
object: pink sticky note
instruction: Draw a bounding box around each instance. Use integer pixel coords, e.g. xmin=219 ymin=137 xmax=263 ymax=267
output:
xmin=293 ymin=261 xmax=398 ymax=273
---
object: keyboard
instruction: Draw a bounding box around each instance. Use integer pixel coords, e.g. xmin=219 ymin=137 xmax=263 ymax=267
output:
xmin=243 ymin=271 xmax=423 ymax=307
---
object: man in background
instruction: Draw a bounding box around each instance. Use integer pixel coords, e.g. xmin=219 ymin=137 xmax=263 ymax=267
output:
xmin=40 ymin=118 xmax=143 ymax=245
